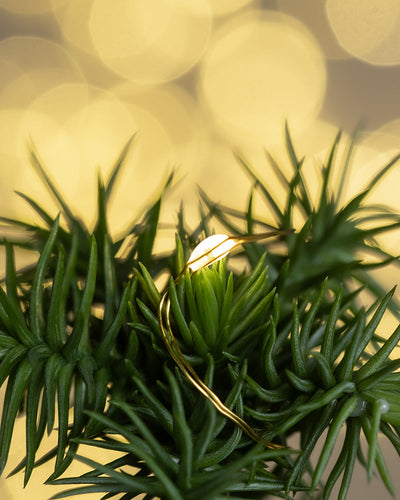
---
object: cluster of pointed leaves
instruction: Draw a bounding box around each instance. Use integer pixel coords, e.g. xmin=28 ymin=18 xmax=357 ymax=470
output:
xmin=0 ymin=128 xmax=400 ymax=499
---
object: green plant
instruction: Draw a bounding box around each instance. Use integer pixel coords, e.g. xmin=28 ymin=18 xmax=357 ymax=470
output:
xmin=0 ymin=127 xmax=400 ymax=499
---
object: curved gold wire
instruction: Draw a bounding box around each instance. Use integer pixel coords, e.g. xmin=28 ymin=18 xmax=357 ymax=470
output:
xmin=157 ymin=230 xmax=292 ymax=448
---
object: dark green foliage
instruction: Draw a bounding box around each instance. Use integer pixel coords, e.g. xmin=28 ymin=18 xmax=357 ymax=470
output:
xmin=0 ymin=128 xmax=400 ymax=499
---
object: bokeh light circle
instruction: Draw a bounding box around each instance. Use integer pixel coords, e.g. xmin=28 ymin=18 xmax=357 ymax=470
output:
xmin=357 ymin=14 xmax=400 ymax=65
xmin=20 ymin=83 xmax=178 ymax=233
xmin=53 ymin=0 xmax=98 ymax=56
xmin=0 ymin=36 xmax=85 ymax=108
xmin=354 ymin=120 xmax=400 ymax=214
xmin=208 ymin=0 xmax=256 ymax=17
xmin=278 ymin=0 xmax=348 ymax=59
xmin=0 ymin=38 xmax=85 ymax=220
xmin=0 ymin=57 xmax=27 ymax=107
xmin=199 ymin=11 xmax=326 ymax=146
xmin=112 ymin=82 xmax=215 ymax=231
xmin=112 ymin=82 xmax=206 ymax=172
xmin=341 ymin=130 xmax=400 ymax=256
xmin=326 ymin=0 xmax=400 ymax=65
xmin=88 ymin=0 xmax=212 ymax=84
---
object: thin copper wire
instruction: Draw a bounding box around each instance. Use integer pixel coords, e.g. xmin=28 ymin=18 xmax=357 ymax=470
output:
xmin=157 ymin=230 xmax=292 ymax=448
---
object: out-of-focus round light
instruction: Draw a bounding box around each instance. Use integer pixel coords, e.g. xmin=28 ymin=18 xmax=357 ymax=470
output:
xmin=53 ymin=0 xmax=97 ymax=55
xmin=199 ymin=10 xmax=326 ymax=146
xmin=22 ymin=84 xmax=149 ymax=229
xmin=0 ymin=83 xmax=144 ymax=227
xmin=0 ymin=38 xmax=84 ymax=220
xmin=208 ymin=0 xmax=256 ymax=17
xmin=361 ymin=119 xmax=400 ymax=154
xmin=0 ymin=57 xmax=27 ymax=107
xmin=88 ymin=0 xmax=212 ymax=84
xmin=278 ymin=0 xmax=348 ymax=59
xmin=111 ymin=82 xmax=212 ymax=231
xmin=0 ymin=36 xmax=84 ymax=108
xmin=112 ymin=82 xmax=207 ymax=177
xmin=326 ymin=0 xmax=400 ymax=65
xmin=352 ymin=121 xmax=400 ymax=215
xmin=28 ymin=84 xmax=174 ymax=233
xmin=0 ymin=78 xmax=182 ymax=234
xmin=340 ymin=127 xmax=400 ymax=254
xmin=359 ymin=15 xmax=400 ymax=65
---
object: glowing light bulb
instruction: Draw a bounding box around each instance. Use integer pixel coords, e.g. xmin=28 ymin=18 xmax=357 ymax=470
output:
xmin=158 ymin=228 xmax=289 ymax=447
xmin=187 ymin=234 xmax=237 ymax=271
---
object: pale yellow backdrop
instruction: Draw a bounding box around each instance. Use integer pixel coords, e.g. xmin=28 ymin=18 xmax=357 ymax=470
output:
xmin=0 ymin=0 xmax=400 ymax=499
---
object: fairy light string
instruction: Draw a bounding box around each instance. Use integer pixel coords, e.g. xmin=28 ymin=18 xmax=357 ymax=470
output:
xmin=157 ymin=230 xmax=291 ymax=447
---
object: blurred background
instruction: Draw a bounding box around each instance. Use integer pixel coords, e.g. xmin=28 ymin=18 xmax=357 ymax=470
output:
xmin=0 ymin=0 xmax=400 ymax=498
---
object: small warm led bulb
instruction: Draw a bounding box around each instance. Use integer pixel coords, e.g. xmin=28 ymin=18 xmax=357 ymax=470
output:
xmin=159 ymin=228 xmax=290 ymax=447
xmin=187 ymin=234 xmax=237 ymax=272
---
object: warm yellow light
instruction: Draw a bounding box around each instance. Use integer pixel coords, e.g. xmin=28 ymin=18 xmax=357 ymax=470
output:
xmin=0 ymin=36 xmax=82 ymax=77
xmin=89 ymin=0 xmax=172 ymax=59
xmin=366 ymin=17 xmax=400 ymax=65
xmin=188 ymin=137 xmax=255 ymax=215
xmin=0 ymin=81 xmax=159 ymax=228
xmin=159 ymin=229 xmax=288 ymax=447
xmin=0 ymin=36 xmax=84 ymax=221
xmin=88 ymin=0 xmax=212 ymax=84
xmin=19 ymin=84 xmax=149 ymax=230
xmin=53 ymin=0 xmax=98 ymax=56
xmin=112 ymin=82 xmax=205 ymax=172
xmin=362 ymin=119 xmax=400 ymax=153
xmin=0 ymin=57 xmax=26 ymax=106
xmin=351 ymin=122 xmax=400 ymax=215
xmin=0 ymin=109 xmax=33 ymax=217
xmin=208 ymin=0 xmax=255 ymax=17
xmin=278 ymin=0 xmax=348 ymax=60
xmin=0 ymin=36 xmax=84 ymax=108
xmin=187 ymin=234 xmax=236 ymax=271
xmin=199 ymin=10 xmax=326 ymax=146
xmin=326 ymin=0 xmax=400 ymax=65
xmin=111 ymin=82 xmax=210 ymax=234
